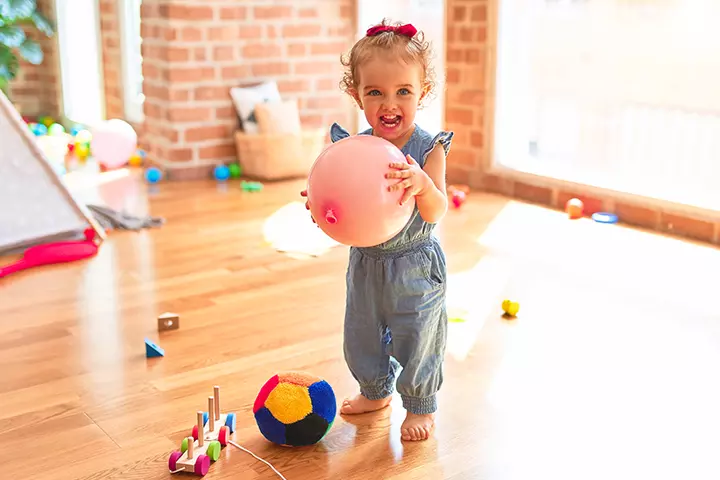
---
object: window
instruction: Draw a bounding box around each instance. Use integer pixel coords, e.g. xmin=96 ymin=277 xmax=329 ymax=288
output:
xmin=56 ymin=0 xmax=105 ymax=126
xmin=494 ymin=0 xmax=720 ymax=210
xmin=119 ymin=0 xmax=144 ymax=123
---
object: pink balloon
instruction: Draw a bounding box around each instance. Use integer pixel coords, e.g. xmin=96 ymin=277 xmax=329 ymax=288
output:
xmin=90 ymin=119 xmax=138 ymax=169
xmin=306 ymin=135 xmax=415 ymax=247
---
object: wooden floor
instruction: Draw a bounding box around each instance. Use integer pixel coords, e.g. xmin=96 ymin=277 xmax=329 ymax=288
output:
xmin=2 ymin=171 xmax=720 ymax=480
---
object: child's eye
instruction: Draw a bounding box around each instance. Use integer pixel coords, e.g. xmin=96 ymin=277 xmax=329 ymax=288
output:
xmin=398 ymin=88 xmax=411 ymax=95
xmin=367 ymin=90 xmax=381 ymax=96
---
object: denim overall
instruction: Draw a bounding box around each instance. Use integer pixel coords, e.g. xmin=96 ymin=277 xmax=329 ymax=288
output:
xmin=330 ymin=122 xmax=454 ymax=415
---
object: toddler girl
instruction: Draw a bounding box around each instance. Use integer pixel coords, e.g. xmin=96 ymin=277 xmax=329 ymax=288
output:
xmin=302 ymin=19 xmax=453 ymax=442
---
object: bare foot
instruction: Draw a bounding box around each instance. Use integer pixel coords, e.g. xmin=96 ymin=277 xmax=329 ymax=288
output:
xmin=340 ymin=394 xmax=392 ymax=415
xmin=401 ymin=412 xmax=435 ymax=441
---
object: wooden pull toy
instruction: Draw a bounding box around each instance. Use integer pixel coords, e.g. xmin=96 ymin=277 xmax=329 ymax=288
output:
xmin=168 ymin=385 xmax=236 ymax=476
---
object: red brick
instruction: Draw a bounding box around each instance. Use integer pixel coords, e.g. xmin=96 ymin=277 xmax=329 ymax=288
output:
xmin=298 ymin=8 xmax=317 ymax=17
xmin=214 ymin=46 xmax=235 ymax=61
xmin=447 ymin=48 xmax=464 ymax=63
xmin=446 ymin=108 xmax=474 ymax=124
xmin=167 ymin=67 xmax=215 ymax=83
xmin=198 ymin=143 xmax=237 ymax=160
xmin=167 ymin=47 xmax=189 ymax=62
xmin=221 ymin=65 xmax=251 ymax=79
xmin=185 ymin=125 xmax=231 ymax=143
xmin=170 ymin=89 xmax=191 ymax=102
xmin=310 ymin=42 xmax=348 ymax=55
xmin=282 ymin=24 xmax=322 ymax=38
xmin=168 ymin=148 xmax=193 ymax=162
xmin=294 ymin=61 xmax=336 ymax=75
xmin=215 ymin=106 xmax=236 ymax=120
xmin=660 ymin=213 xmax=715 ymax=243
xmin=480 ymin=174 xmax=513 ymax=196
xmin=242 ymin=43 xmax=282 ymax=59
xmin=254 ymin=6 xmax=293 ymax=19
xmin=471 ymin=5 xmax=488 ymax=22
xmin=316 ymin=78 xmax=339 ymax=92
xmin=180 ymin=27 xmax=203 ymax=41
xmin=194 ymin=86 xmax=231 ymax=102
xmin=288 ymin=43 xmax=306 ymax=57
xmin=194 ymin=47 xmax=207 ymax=62
xmin=446 ymin=68 xmax=461 ymax=84
xmin=168 ymin=107 xmax=214 ymax=122
xmin=219 ymin=7 xmax=247 ymax=20
xmin=251 ymin=62 xmax=290 ymax=76
xmin=470 ymin=131 xmax=483 ymax=149
xmin=448 ymin=149 xmax=477 ymax=168
xmin=614 ymin=202 xmax=660 ymax=230
xmin=306 ymin=96 xmax=343 ymax=109
xmin=161 ymin=5 xmax=214 ymax=20
xmin=278 ymin=79 xmax=312 ymax=93
xmin=514 ymin=182 xmax=553 ymax=206
xmin=452 ymin=6 xmax=466 ymax=21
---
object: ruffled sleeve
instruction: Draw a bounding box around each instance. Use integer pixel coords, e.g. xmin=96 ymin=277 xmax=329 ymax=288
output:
xmin=330 ymin=123 xmax=351 ymax=143
xmin=421 ymin=130 xmax=454 ymax=164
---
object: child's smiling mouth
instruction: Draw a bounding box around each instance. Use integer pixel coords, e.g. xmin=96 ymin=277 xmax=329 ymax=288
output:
xmin=380 ymin=114 xmax=402 ymax=129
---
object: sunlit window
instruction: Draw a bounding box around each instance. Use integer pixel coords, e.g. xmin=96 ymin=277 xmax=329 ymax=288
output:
xmin=55 ymin=0 xmax=104 ymax=125
xmin=120 ymin=0 xmax=144 ymax=123
xmin=494 ymin=0 xmax=720 ymax=210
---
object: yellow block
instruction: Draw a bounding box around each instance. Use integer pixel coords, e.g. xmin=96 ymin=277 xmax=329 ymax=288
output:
xmin=265 ymin=382 xmax=312 ymax=424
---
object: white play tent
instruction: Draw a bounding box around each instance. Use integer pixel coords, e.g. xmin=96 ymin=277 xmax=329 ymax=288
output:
xmin=0 ymin=90 xmax=106 ymax=254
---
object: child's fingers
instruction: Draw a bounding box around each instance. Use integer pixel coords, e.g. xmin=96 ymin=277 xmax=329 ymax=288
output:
xmin=385 ymin=169 xmax=412 ymax=179
xmin=388 ymin=178 xmax=413 ymax=191
xmin=389 ymin=161 xmax=410 ymax=170
xmin=399 ymin=187 xmax=415 ymax=205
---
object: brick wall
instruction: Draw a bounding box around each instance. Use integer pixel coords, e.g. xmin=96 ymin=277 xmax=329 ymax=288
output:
xmin=99 ymin=0 xmax=124 ymax=119
xmin=443 ymin=0 xmax=489 ymax=186
xmin=7 ymin=0 xmax=60 ymax=119
xmin=139 ymin=0 xmax=357 ymax=177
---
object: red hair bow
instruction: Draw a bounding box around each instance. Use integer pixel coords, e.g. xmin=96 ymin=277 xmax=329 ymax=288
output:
xmin=366 ymin=23 xmax=417 ymax=38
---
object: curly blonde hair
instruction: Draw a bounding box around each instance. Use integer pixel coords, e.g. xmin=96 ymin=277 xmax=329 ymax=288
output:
xmin=340 ymin=19 xmax=437 ymax=109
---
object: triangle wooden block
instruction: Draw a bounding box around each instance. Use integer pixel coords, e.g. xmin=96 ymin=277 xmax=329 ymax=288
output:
xmin=145 ymin=338 xmax=164 ymax=357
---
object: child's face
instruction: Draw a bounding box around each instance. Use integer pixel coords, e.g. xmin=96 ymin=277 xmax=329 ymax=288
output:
xmin=353 ymin=55 xmax=426 ymax=145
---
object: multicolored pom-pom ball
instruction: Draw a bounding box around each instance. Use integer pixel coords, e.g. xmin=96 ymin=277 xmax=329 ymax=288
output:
xmin=253 ymin=372 xmax=336 ymax=447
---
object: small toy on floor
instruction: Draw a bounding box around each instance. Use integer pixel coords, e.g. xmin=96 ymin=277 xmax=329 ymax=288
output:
xmin=169 ymin=386 xmax=235 ymax=476
xmin=158 ymin=312 xmax=179 ymax=331
xmin=254 ymin=371 xmax=337 ymax=447
xmin=213 ymin=165 xmax=230 ymax=181
xmin=447 ymin=184 xmax=469 ymax=208
xmin=592 ymin=212 xmax=618 ymax=224
xmin=501 ymin=299 xmax=520 ymax=318
xmin=565 ymin=198 xmax=584 ymax=219
xmin=169 ymin=385 xmax=287 ymax=478
xmin=145 ymin=338 xmax=164 ymax=357
xmin=241 ymin=180 xmax=263 ymax=192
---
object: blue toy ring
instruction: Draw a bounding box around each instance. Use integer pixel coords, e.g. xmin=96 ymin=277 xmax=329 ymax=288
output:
xmin=592 ymin=212 xmax=618 ymax=224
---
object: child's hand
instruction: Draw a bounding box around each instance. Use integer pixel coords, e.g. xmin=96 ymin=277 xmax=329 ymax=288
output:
xmin=300 ymin=189 xmax=317 ymax=225
xmin=386 ymin=154 xmax=432 ymax=206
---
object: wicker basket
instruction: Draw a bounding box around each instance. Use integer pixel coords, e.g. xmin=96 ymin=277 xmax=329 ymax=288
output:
xmin=234 ymin=128 xmax=327 ymax=181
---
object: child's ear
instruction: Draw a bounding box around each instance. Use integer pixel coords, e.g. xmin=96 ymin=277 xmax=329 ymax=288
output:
xmin=349 ymin=88 xmax=363 ymax=109
xmin=419 ymin=83 xmax=431 ymax=103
